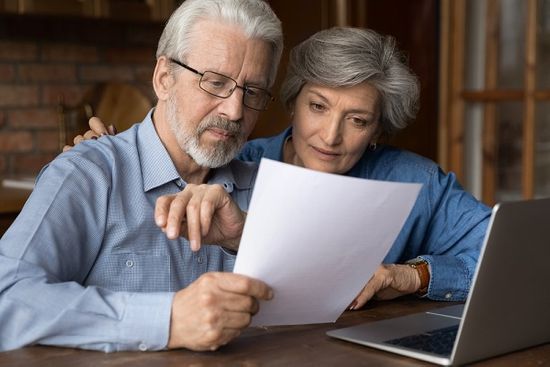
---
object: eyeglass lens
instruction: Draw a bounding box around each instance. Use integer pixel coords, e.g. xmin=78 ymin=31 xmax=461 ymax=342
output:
xmin=199 ymin=71 xmax=270 ymax=111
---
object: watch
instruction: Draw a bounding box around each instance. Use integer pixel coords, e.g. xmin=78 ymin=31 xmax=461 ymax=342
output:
xmin=406 ymin=257 xmax=430 ymax=296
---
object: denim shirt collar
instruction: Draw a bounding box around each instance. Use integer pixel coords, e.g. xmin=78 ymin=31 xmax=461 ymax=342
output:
xmin=263 ymin=125 xmax=375 ymax=178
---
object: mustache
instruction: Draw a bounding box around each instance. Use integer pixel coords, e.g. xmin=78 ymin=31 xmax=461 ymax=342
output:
xmin=197 ymin=116 xmax=242 ymax=136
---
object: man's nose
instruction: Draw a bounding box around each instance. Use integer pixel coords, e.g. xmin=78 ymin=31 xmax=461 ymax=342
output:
xmin=218 ymin=88 xmax=244 ymax=122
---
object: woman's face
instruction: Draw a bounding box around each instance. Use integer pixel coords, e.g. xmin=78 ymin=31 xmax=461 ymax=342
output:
xmin=287 ymin=82 xmax=381 ymax=174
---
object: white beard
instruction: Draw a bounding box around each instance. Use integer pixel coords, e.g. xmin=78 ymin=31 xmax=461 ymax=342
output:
xmin=166 ymin=94 xmax=246 ymax=168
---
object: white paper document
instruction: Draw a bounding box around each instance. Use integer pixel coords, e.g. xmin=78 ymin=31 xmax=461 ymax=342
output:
xmin=233 ymin=159 xmax=422 ymax=326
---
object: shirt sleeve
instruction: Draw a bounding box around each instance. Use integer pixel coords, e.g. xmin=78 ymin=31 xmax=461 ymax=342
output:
xmin=0 ymin=152 xmax=173 ymax=352
xmin=420 ymin=169 xmax=492 ymax=301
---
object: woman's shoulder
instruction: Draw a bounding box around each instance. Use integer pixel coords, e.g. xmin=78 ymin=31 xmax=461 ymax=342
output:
xmin=238 ymin=128 xmax=290 ymax=163
xmin=364 ymin=145 xmax=442 ymax=182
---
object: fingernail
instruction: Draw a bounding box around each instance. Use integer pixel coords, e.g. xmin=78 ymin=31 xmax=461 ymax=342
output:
xmin=190 ymin=240 xmax=198 ymax=251
xmin=349 ymin=301 xmax=357 ymax=310
xmin=155 ymin=215 xmax=165 ymax=226
xmin=167 ymin=227 xmax=177 ymax=239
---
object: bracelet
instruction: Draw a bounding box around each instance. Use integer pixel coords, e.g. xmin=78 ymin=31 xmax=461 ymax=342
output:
xmin=406 ymin=258 xmax=430 ymax=296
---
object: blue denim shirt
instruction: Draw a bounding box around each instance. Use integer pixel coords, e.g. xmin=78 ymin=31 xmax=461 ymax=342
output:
xmin=0 ymin=111 xmax=257 ymax=352
xmin=239 ymin=127 xmax=492 ymax=302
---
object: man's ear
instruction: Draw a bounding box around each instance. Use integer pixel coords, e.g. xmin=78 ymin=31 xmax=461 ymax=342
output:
xmin=152 ymin=56 xmax=173 ymax=101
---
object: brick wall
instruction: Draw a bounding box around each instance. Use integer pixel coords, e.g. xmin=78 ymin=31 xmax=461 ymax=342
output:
xmin=0 ymin=13 xmax=162 ymax=176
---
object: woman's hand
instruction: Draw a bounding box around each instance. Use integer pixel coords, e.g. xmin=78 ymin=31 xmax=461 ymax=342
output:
xmin=62 ymin=117 xmax=117 ymax=152
xmin=349 ymin=263 xmax=422 ymax=309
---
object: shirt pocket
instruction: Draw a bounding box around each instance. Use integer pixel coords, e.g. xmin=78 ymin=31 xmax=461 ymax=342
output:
xmin=86 ymin=252 xmax=171 ymax=292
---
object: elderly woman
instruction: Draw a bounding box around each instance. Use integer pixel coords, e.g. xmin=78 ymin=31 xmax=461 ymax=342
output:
xmin=74 ymin=27 xmax=491 ymax=309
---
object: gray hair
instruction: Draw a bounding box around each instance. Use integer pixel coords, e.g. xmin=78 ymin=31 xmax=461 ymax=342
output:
xmin=156 ymin=0 xmax=283 ymax=88
xmin=280 ymin=27 xmax=420 ymax=135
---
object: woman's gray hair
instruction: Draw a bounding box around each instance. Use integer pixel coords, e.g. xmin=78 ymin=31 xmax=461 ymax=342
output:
xmin=157 ymin=0 xmax=283 ymax=88
xmin=280 ymin=27 xmax=420 ymax=135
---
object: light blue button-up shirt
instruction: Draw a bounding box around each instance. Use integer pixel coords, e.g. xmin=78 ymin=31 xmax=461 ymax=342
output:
xmin=239 ymin=127 xmax=492 ymax=302
xmin=0 ymin=111 xmax=258 ymax=352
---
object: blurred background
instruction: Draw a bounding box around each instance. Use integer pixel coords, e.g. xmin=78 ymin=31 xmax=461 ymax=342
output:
xmin=1 ymin=0 xmax=549 ymax=221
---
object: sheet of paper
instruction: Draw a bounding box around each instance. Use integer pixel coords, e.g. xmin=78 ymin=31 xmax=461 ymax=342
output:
xmin=233 ymin=158 xmax=421 ymax=326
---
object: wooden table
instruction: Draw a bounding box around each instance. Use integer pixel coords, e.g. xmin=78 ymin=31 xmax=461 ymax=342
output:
xmin=1 ymin=298 xmax=548 ymax=366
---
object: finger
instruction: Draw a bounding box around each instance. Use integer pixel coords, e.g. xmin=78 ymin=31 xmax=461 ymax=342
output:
xmin=155 ymin=194 xmax=177 ymax=229
xmin=62 ymin=145 xmax=72 ymax=152
xmin=352 ymin=282 xmax=378 ymax=310
xmin=352 ymin=267 xmax=388 ymax=309
xmin=217 ymin=273 xmax=273 ymax=300
xmin=185 ymin=193 xmax=205 ymax=251
xmin=219 ymin=293 xmax=260 ymax=315
xmin=215 ymin=310 xmax=253 ymax=330
xmin=206 ymin=328 xmax=242 ymax=351
xmin=83 ymin=130 xmax=99 ymax=140
xmin=89 ymin=117 xmax=109 ymax=136
xmin=108 ymin=124 xmax=118 ymax=135
xmin=73 ymin=135 xmax=84 ymax=145
xmin=165 ymin=190 xmax=195 ymax=240
xmin=199 ymin=187 xmax=226 ymax=237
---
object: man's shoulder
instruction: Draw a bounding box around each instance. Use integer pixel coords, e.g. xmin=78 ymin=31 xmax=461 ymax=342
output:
xmin=41 ymin=128 xmax=139 ymax=179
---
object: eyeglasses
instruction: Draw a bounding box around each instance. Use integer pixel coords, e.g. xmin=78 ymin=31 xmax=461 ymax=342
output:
xmin=169 ymin=58 xmax=273 ymax=111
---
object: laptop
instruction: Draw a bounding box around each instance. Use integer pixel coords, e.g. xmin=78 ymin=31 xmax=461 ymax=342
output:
xmin=327 ymin=197 xmax=550 ymax=365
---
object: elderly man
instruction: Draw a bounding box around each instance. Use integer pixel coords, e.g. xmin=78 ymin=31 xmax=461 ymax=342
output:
xmin=0 ymin=0 xmax=283 ymax=352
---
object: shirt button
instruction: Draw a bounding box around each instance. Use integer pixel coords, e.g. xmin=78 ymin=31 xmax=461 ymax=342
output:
xmin=138 ymin=343 xmax=148 ymax=351
xmin=197 ymin=256 xmax=203 ymax=264
xmin=222 ymin=182 xmax=233 ymax=192
xmin=125 ymin=260 xmax=134 ymax=268
xmin=444 ymin=292 xmax=452 ymax=299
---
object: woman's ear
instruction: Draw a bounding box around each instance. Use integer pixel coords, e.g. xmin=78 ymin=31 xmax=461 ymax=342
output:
xmin=288 ymin=101 xmax=296 ymax=120
xmin=152 ymin=56 xmax=173 ymax=101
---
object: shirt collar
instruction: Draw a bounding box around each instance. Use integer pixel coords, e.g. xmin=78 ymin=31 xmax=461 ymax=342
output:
xmin=137 ymin=109 xmax=255 ymax=192
xmin=137 ymin=109 xmax=181 ymax=192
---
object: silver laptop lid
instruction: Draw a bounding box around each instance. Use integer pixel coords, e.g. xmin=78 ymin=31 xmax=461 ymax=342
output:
xmin=452 ymin=198 xmax=550 ymax=365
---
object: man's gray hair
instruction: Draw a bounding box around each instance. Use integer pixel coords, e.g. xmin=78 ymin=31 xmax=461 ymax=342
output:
xmin=280 ymin=27 xmax=420 ymax=135
xmin=157 ymin=0 xmax=283 ymax=88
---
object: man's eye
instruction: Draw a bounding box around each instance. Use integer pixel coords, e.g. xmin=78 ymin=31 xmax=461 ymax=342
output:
xmin=310 ymin=103 xmax=325 ymax=112
xmin=245 ymin=88 xmax=259 ymax=97
xmin=205 ymin=80 xmax=225 ymax=89
xmin=352 ymin=117 xmax=368 ymax=126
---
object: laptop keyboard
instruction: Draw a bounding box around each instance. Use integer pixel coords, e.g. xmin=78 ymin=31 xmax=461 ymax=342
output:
xmin=384 ymin=325 xmax=459 ymax=356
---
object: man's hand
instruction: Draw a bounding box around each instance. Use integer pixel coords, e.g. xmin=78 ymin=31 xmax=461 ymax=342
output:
xmin=349 ymin=264 xmax=422 ymax=310
xmin=168 ymin=272 xmax=272 ymax=351
xmin=62 ymin=117 xmax=116 ymax=152
xmin=155 ymin=184 xmax=246 ymax=252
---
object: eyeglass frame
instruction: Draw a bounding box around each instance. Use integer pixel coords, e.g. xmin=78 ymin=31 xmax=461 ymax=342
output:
xmin=168 ymin=58 xmax=274 ymax=111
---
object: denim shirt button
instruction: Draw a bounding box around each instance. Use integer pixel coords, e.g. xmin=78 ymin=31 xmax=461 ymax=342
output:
xmin=444 ymin=292 xmax=452 ymax=299
xmin=138 ymin=343 xmax=148 ymax=351
xmin=125 ymin=259 xmax=134 ymax=268
xmin=197 ymin=256 xmax=203 ymax=264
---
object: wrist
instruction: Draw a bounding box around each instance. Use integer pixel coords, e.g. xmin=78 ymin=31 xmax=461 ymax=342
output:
xmin=406 ymin=257 xmax=430 ymax=296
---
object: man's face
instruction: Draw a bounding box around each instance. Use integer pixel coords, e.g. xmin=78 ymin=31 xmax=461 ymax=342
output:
xmin=166 ymin=20 xmax=273 ymax=168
